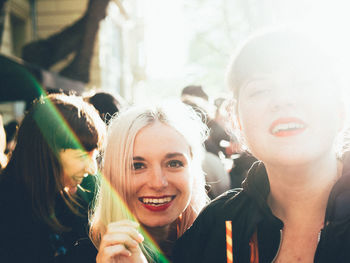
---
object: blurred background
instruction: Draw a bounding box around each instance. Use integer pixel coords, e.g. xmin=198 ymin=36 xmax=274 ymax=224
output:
xmin=0 ymin=0 xmax=350 ymax=123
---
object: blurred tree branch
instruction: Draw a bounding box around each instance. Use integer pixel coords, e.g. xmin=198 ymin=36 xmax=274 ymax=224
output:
xmin=0 ymin=0 xmax=8 ymax=45
xmin=21 ymin=0 xmax=119 ymax=83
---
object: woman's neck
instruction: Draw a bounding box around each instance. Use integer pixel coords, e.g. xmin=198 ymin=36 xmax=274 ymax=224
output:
xmin=142 ymin=222 xmax=177 ymax=257
xmin=266 ymin=153 xmax=342 ymax=223
xmin=142 ymin=224 xmax=170 ymax=244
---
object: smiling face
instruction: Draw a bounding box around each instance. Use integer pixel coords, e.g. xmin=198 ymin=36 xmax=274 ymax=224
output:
xmin=60 ymin=148 xmax=98 ymax=194
xmin=129 ymin=121 xmax=193 ymax=228
xmin=237 ymin=69 xmax=343 ymax=167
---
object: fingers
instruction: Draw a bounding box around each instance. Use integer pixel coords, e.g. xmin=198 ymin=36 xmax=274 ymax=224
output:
xmin=106 ymin=223 xmax=144 ymax=244
xmin=101 ymin=232 xmax=139 ymax=250
xmin=107 ymin=220 xmax=140 ymax=229
xmin=96 ymin=244 xmax=131 ymax=263
xmin=97 ymin=220 xmax=145 ymax=262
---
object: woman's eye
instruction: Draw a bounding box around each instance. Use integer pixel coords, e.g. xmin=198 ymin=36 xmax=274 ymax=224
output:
xmin=133 ymin=162 xmax=146 ymax=170
xmin=167 ymin=160 xmax=184 ymax=168
xmin=249 ymin=88 xmax=270 ymax=98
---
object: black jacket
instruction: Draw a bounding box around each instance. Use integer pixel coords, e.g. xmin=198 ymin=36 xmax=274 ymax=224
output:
xmin=173 ymin=156 xmax=350 ymax=263
xmin=0 ymin=174 xmax=95 ymax=263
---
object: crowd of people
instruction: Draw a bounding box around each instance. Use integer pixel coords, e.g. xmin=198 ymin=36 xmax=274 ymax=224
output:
xmin=1 ymin=27 xmax=350 ymax=263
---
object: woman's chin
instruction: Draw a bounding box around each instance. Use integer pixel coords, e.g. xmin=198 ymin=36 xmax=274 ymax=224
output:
xmin=64 ymin=185 xmax=78 ymax=194
xmin=141 ymin=219 xmax=173 ymax=229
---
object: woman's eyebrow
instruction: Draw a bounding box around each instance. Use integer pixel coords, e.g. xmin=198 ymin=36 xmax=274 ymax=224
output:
xmin=165 ymin=152 xmax=185 ymax=159
xmin=133 ymin=156 xmax=145 ymax=161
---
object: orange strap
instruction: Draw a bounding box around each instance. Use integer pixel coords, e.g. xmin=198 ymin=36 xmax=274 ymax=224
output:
xmin=226 ymin=221 xmax=233 ymax=263
xmin=225 ymin=222 xmax=259 ymax=263
xmin=176 ymin=214 xmax=182 ymax=238
xmin=249 ymin=230 xmax=259 ymax=263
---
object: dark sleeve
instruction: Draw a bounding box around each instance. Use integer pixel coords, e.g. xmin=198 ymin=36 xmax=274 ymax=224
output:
xmin=0 ymin=198 xmax=46 ymax=262
xmin=64 ymin=238 xmax=98 ymax=263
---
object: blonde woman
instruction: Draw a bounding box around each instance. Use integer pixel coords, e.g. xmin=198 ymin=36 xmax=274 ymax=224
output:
xmin=89 ymin=102 xmax=209 ymax=262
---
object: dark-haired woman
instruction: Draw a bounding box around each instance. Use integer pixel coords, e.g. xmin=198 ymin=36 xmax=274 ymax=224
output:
xmin=0 ymin=94 xmax=105 ymax=262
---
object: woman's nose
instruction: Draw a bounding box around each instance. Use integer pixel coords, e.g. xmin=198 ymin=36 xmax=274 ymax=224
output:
xmin=148 ymin=166 xmax=168 ymax=189
xmin=269 ymin=87 xmax=299 ymax=112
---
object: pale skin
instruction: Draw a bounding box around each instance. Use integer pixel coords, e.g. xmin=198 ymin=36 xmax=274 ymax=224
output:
xmin=237 ymin=69 xmax=344 ymax=262
xmin=60 ymin=148 xmax=98 ymax=194
xmin=266 ymin=155 xmax=342 ymax=263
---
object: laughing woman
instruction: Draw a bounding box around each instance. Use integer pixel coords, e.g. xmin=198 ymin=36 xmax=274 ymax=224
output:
xmin=173 ymin=30 xmax=350 ymax=263
xmin=0 ymin=94 xmax=105 ymax=263
xmin=89 ymin=102 xmax=208 ymax=262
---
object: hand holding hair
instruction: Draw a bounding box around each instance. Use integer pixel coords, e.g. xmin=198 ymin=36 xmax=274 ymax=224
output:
xmin=96 ymin=220 xmax=147 ymax=263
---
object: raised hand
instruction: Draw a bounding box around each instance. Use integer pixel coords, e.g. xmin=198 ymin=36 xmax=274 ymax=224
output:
xmin=96 ymin=220 xmax=147 ymax=263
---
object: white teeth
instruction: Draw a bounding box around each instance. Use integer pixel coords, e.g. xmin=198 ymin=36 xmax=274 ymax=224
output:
xmin=272 ymin=122 xmax=304 ymax=134
xmin=140 ymin=197 xmax=173 ymax=205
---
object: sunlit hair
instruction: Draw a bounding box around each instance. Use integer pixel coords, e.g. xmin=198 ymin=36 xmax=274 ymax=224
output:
xmin=90 ymin=101 xmax=209 ymax=248
xmin=2 ymin=93 xmax=106 ymax=231
xmin=226 ymin=28 xmax=342 ymax=100
xmin=225 ymin=28 xmax=349 ymax=156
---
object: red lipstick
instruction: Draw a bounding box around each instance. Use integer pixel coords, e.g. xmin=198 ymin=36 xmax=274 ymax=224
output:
xmin=139 ymin=196 xmax=175 ymax=212
xmin=269 ymin=117 xmax=306 ymax=137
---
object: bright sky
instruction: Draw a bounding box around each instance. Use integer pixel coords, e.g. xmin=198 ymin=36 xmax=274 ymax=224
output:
xmin=142 ymin=0 xmax=188 ymax=79
xmin=132 ymin=0 xmax=350 ymax=103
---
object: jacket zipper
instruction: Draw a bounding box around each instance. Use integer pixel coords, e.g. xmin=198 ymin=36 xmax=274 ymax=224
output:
xmin=271 ymin=229 xmax=283 ymax=263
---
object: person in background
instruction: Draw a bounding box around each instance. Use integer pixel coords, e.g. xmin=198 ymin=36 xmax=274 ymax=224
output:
xmin=87 ymin=102 xmax=209 ymax=262
xmin=202 ymin=151 xmax=231 ymax=198
xmin=0 ymin=94 xmax=105 ymax=262
xmin=181 ymin=85 xmax=230 ymax=157
xmin=213 ymin=97 xmax=258 ymax=189
xmin=173 ymin=29 xmax=350 ymax=262
xmin=181 ymin=86 xmax=231 ymax=197
xmin=85 ymin=92 xmax=123 ymax=124
xmin=181 ymin=85 xmax=209 ymax=102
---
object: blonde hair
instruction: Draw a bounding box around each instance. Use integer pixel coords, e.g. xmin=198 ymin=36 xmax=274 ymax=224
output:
xmin=90 ymin=101 xmax=209 ymax=248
